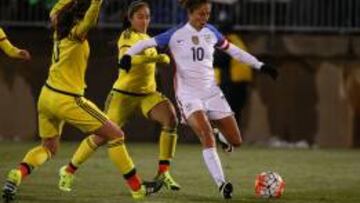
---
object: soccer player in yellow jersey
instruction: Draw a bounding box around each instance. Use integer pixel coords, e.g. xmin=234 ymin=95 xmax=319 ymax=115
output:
xmin=2 ymin=0 xmax=161 ymax=202
xmin=0 ymin=28 xmax=31 ymax=60
xmin=58 ymin=0 xmax=181 ymax=192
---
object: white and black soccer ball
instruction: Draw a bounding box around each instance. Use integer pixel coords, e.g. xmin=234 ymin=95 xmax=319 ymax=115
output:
xmin=255 ymin=171 xmax=285 ymax=198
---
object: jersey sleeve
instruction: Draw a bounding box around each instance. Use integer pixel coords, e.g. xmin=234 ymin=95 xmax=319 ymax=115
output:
xmin=0 ymin=28 xmax=6 ymax=40
xmin=49 ymin=0 xmax=73 ymax=17
xmin=71 ymin=0 xmax=102 ymax=41
xmin=117 ymin=32 xmax=132 ymax=59
xmin=0 ymin=28 xmax=21 ymax=58
xmin=206 ymin=24 xmax=230 ymax=50
xmin=118 ymin=32 xmax=160 ymax=65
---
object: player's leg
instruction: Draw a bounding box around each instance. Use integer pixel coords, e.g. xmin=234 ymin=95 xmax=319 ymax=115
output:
xmin=93 ymin=119 xmax=162 ymax=199
xmin=2 ymin=88 xmax=62 ymax=202
xmin=208 ymin=90 xmax=242 ymax=152
xmin=58 ymin=91 xmax=124 ymax=182
xmin=63 ymin=97 xmax=162 ymax=199
xmin=58 ymin=90 xmax=138 ymax=190
xmin=2 ymin=137 xmax=58 ymax=202
xmin=60 ymin=134 xmax=105 ymax=178
xmin=212 ymin=115 xmax=242 ymax=148
xmin=186 ymin=110 xmax=232 ymax=199
xmin=145 ymin=94 xmax=180 ymax=190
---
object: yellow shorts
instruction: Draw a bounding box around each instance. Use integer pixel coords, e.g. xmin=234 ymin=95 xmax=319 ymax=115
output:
xmin=104 ymin=89 xmax=168 ymax=127
xmin=38 ymin=85 xmax=108 ymax=138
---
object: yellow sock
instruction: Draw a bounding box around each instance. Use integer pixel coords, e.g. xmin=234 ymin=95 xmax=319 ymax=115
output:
xmin=22 ymin=145 xmax=51 ymax=168
xmin=159 ymin=128 xmax=178 ymax=161
xmin=107 ymin=137 xmax=135 ymax=175
xmin=71 ymin=135 xmax=99 ymax=167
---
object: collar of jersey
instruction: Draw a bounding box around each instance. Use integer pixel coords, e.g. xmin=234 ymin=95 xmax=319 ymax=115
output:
xmin=185 ymin=22 xmax=207 ymax=33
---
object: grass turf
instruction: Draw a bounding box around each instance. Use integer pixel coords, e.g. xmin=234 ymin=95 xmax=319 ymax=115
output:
xmin=0 ymin=141 xmax=359 ymax=203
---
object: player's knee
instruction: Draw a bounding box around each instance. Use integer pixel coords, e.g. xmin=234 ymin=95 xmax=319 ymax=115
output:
xmin=95 ymin=121 xmax=125 ymax=141
xmin=163 ymin=113 xmax=178 ymax=130
xmin=90 ymin=134 xmax=107 ymax=146
xmin=232 ymin=140 xmax=242 ymax=148
xmin=42 ymin=138 xmax=59 ymax=156
xmin=200 ymin=130 xmax=216 ymax=147
xmin=111 ymin=124 xmax=125 ymax=138
xmin=232 ymin=133 xmax=243 ymax=147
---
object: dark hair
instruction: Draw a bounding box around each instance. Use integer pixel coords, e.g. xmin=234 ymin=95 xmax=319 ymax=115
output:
xmin=179 ymin=0 xmax=210 ymax=13
xmin=122 ymin=0 xmax=150 ymax=30
xmin=56 ymin=0 xmax=91 ymax=40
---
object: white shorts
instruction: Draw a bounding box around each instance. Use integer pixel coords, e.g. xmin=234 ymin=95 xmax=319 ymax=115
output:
xmin=176 ymin=88 xmax=233 ymax=123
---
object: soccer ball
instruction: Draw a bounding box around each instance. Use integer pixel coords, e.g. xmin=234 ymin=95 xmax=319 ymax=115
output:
xmin=255 ymin=171 xmax=285 ymax=198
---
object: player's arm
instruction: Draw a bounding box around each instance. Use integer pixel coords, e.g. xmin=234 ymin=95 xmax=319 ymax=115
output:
xmin=220 ymin=42 xmax=277 ymax=80
xmin=0 ymin=29 xmax=31 ymax=60
xmin=209 ymin=24 xmax=278 ymax=79
xmin=118 ymin=43 xmax=169 ymax=66
xmin=132 ymin=54 xmax=170 ymax=65
xmin=119 ymin=38 xmax=161 ymax=71
xmin=219 ymin=40 xmax=262 ymax=69
xmin=72 ymin=0 xmax=103 ymax=41
xmin=49 ymin=0 xmax=73 ymax=22
xmin=119 ymin=28 xmax=174 ymax=71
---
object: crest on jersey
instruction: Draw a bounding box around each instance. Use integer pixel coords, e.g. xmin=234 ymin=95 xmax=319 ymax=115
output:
xmin=192 ymin=36 xmax=199 ymax=45
xmin=204 ymin=34 xmax=212 ymax=43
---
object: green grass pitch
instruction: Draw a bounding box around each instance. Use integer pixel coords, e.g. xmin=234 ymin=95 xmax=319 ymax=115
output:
xmin=0 ymin=141 xmax=359 ymax=203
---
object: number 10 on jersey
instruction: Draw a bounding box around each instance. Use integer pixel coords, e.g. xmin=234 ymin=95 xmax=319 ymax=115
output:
xmin=191 ymin=47 xmax=204 ymax=62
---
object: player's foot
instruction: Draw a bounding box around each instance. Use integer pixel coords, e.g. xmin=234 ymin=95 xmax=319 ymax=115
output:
xmin=2 ymin=169 xmax=22 ymax=203
xmin=58 ymin=166 xmax=74 ymax=192
xmin=215 ymin=129 xmax=234 ymax=153
xmin=130 ymin=180 xmax=164 ymax=200
xmin=155 ymin=171 xmax=181 ymax=191
xmin=219 ymin=181 xmax=233 ymax=199
xmin=130 ymin=185 xmax=147 ymax=200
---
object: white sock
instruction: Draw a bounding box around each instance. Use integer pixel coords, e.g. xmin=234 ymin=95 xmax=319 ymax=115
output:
xmin=202 ymin=147 xmax=225 ymax=187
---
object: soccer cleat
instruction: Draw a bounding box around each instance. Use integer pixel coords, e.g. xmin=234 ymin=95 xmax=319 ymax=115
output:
xmin=219 ymin=181 xmax=233 ymax=199
xmin=130 ymin=185 xmax=147 ymax=200
xmin=130 ymin=180 xmax=164 ymax=200
xmin=142 ymin=180 xmax=164 ymax=194
xmin=155 ymin=171 xmax=181 ymax=191
xmin=58 ymin=166 xmax=74 ymax=192
xmin=2 ymin=169 xmax=22 ymax=203
xmin=215 ymin=129 xmax=234 ymax=153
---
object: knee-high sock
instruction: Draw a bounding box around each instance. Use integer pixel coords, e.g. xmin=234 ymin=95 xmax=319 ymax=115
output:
xmin=107 ymin=137 xmax=141 ymax=191
xmin=202 ymin=147 xmax=225 ymax=187
xmin=21 ymin=145 xmax=51 ymax=178
xmin=158 ymin=128 xmax=177 ymax=173
xmin=67 ymin=135 xmax=99 ymax=173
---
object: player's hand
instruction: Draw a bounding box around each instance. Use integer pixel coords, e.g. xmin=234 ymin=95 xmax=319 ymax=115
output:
xmin=156 ymin=54 xmax=170 ymax=64
xmin=118 ymin=54 xmax=132 ymax=72
xmin=17 ymin=49 xmax=31 ymax=60
xmin=260 ymin=64 xmax=278 ymax=80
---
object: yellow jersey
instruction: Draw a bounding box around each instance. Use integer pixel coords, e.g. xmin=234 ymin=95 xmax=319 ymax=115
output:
xmin=113 ymin=29 xmax=158 ymax=94
xmin=46 ymin=0 xmax=101 ymax=95
xmin=0 ymin=28 xmax=21 ymax=58
xmin=46 ymin=37 xmax=90 ymax=95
